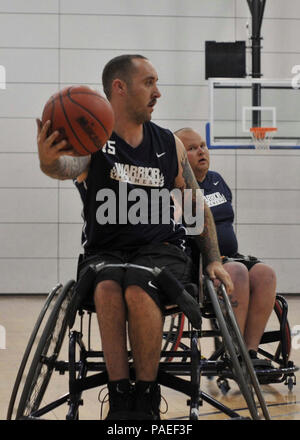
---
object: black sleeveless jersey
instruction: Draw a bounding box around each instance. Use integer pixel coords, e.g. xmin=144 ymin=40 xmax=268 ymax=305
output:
xmin=198 ymin=171 xmax=238 ymax=257
xmin=75 ymin=121 xmax=187 ymax=253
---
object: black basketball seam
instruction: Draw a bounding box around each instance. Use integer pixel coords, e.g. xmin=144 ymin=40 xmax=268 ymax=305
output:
xmin=50 ymin=96 xmax=55 ymax=124
xmin=65 ymin=91 xmax=109 ymax=104
xmin=53 ymin=91 xmax=108 ymax=105
xmin=67 ymin=91 xmax=104 ymax=96
xmin=59 ymin=89 xmax=91 ymax=155
xmin=66 ymin=90 xmax=106 ymax=98
xmin=66 ymin=89 xmax=111 ymax=139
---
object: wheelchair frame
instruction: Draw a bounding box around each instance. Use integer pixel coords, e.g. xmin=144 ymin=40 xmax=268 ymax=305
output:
xmin=8 ymin=260 xmax=286 ymax=421
xmin=163 ymin=298 xmax=297 ymax=398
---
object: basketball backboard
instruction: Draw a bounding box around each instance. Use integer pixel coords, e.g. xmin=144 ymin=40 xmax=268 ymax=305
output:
xmin=206 ymin=78 xmax=300 ymax=150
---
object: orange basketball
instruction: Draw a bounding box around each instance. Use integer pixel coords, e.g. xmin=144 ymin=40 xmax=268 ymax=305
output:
xmin=42 ymin=85 xmax=115 ymax=156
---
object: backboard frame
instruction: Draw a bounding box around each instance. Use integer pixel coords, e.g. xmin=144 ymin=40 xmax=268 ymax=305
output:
xmin=207 ymin=77 xmax=300 ymax=150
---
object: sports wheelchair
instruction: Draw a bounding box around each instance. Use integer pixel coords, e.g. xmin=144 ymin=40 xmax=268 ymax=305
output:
xmin=7 ymin=251 xmax=295 ymax=421
xmin=165 ymin=289 xmax=297 ymax=399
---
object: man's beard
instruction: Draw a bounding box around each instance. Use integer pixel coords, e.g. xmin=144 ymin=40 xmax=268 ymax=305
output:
xmin=127 ymin=104 xmax=151 ymax=124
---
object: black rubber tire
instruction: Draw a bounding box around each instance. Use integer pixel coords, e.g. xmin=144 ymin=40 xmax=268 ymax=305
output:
xmin=7 ymin=284 xmax=63 ymax=420
xmin=15 ymin=280 xmax=76 ymax=419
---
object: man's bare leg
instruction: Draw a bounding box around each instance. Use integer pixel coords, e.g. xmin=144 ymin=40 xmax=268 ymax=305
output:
xmin=243 ymin=263 xmax=276 ymax=351
xmin=223 ymin=262 xmax=250 ymax=334
xmin=94 ymin=280 xmax=129 ymax=380
xmin=125 ymin=285 xmax=164 ymax=381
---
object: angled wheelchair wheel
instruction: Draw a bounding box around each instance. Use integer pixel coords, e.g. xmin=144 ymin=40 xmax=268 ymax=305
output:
xmin=7 ymin=283 xmax=63 ymax=420
xmin=259 ymin=295 xmax=292 ymax=366
xmin=15 ymin=280 xmax=76 ymax=419
xmin=162 ymin=313 xmax=189 ymax=362
xmin=274 ymin=296 xmax=291 ymax=363
xmin=162 ymin=314 xmax=184 ymax=351
xmin=206 ymin=279 xmax=271 ymax=420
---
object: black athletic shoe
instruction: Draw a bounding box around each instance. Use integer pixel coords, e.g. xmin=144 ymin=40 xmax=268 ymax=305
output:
xmin=248 ymin=350 xmax=272 ymax=368
xmin=105 ymin=379 xmax=135 ymax=420
xmin=248 ymin=350 xmax=282 ymax=384
xmin=133 ymin=381 xmax=161 ymax=420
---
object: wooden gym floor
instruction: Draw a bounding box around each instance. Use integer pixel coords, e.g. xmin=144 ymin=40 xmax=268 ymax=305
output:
xmin=1 ymin=294 xmax=300 ymax=421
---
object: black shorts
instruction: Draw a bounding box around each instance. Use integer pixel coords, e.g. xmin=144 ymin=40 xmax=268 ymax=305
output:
xmin=77 ymin=243 xmax=194 ymax=311
xmin=222 ymin=253 xmax=261 ymax=271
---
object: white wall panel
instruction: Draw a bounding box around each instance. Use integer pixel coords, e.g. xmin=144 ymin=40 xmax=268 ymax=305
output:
xmin=0 ymin=224 xmax=57 ymax=258
xmin=59 ymin=223 xmax=84 ymax=258
xmin=60 ymin=15 xmax=235 ymax=50
xmin=236 ymin=189 xmax=300 ymax=224
xmin=59 ymin=49 xmax=206 ymax=85
xmin=59 ymin=258 xmax=78 ymax=285
xmin=59 ymin=179 xmax=77 ymax=189
xmin=59 ymin=50 xmax=107 ymax=85
xmin=0 ymin=154 xmax=57 ymax=188
xmin=237 ymin=225 xmax=300 ymax=259
xmin=0 ymin=84 xmax=60 ymax=118
xmin=59 ymin=188 xmax=84 ymax=223
xmin=237 ymin=155 xmax=300 ymax=190
xmin=0 ymin=14 xmax=58 ymax=48
xmin=0 ymin=258 xmax=57 ymax=294
xmin=262 ymin=53 xmax=300 ymax=79
xmin=60 ymin=0 xmax=235 ymax=17
xmin=0 ymin=1 xmax=59 ymax=13
xmin=154 ymin=86 xmax=209 ymax=120
xmin=263 ymin=259 xmax=300 ymax=294
xmin=0 ymin=49 xmax=58 ymax=83
xmin=0 ymin=188 xmax=58 ymax=223
xmin=154 ymin=119 xmax=207 ymax=135
xmin=0 ymin=119 xmax=38 ymax=153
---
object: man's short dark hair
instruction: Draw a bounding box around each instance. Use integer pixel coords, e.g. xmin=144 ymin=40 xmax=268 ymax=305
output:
xmin=102 ymin=54 xmax=148 ymax=100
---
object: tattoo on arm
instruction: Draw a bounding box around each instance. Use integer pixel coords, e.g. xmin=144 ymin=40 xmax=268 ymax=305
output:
xmin=40 ymin=156 xmax=90 ymax=180
xmin=193 ymin=204 xmax=221 ymax=266
xmin=181 ymin=152 xmax=199 ymax=193
xmin=176 ymin=141 xmax=221 ymax=265
xmin=177 ymin=146 xmax=202 ymax=215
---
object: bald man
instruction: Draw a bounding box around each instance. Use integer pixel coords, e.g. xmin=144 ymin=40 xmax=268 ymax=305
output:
xmin=175 ymin=127 xmax=276 ymax=365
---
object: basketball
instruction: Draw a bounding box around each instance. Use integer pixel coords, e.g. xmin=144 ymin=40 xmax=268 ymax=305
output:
xmin=41 ymin=85 xmax=115 ymax=156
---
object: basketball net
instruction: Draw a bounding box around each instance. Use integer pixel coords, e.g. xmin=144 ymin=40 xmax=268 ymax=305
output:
xmin=250 ymin=127 xmax=277 ymax=151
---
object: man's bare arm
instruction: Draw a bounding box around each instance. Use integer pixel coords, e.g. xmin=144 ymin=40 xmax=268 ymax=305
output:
xmin=174 ymin=135 xmax=221 ymax=265
xmin=173 ymin=135 xmax=233 ymax=293
xmin=37 ymin=119 xmax=90 ymax=180
xmin=40 ymin=155 xmax=90 ymax=181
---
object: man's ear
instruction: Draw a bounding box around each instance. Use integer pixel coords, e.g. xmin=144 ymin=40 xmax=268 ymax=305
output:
xmin=111 ymin=78 xmax=126 ymax=96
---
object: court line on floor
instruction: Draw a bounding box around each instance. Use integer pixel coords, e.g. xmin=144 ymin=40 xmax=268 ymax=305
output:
xmin=171 ymin=399 xmax=300 ymax=419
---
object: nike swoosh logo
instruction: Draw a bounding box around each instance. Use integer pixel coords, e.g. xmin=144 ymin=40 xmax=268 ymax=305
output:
xmin=116 ymin=384 xmax=124 ymax=394
xmin=213 ymin=181 xmax=219 ymax=185
xmin=156 ymin=152 xmax=166 ymax=158
xmin=148 ymin=281 xmax=158 ymax=289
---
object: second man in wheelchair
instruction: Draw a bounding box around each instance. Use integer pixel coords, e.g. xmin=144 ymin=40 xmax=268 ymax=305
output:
xmin=176 ymin=127 xmax=276 ymax=367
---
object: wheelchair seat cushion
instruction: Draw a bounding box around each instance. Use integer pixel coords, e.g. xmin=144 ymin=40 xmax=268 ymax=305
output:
xmin=74 ymin=243 xmax=194 ymax=314
xmin=155 ymin=267 xmax=202 ymax=329
xmin=222 ymin=253 xmax=261 ymax=271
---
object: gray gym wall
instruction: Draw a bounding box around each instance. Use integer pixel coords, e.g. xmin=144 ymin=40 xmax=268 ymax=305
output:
xmin=0 ymin=0 xmax=299 ymax=294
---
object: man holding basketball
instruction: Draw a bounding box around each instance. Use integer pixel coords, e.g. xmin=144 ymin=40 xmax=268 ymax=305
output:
xmin=37 ymin=54 xmax=232 ymax=420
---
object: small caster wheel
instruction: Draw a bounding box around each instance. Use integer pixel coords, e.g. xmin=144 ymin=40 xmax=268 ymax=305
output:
xmin=217 ymin=377 xmax=230 ymax=395
xmin=286 ymin=376 xmax=295 ymax=392
xmin=189 ymin=408 xmax=199 ymax=420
